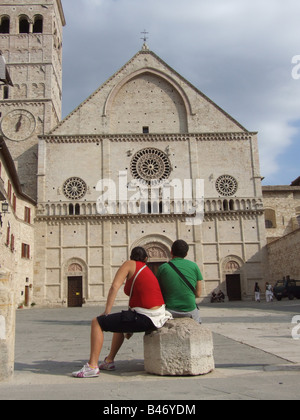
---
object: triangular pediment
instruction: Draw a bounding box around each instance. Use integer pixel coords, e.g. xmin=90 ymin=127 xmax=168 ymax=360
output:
xmin=49 ymin=48 xmax=247 ymax=137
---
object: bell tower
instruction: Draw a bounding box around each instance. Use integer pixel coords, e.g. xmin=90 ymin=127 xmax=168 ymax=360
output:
xmin=0 ymin=0 xmax=65 ymax=199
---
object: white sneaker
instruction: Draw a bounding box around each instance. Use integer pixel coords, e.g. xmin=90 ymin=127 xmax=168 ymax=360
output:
xmin=72 ymin=363 xmax=100 ymax=378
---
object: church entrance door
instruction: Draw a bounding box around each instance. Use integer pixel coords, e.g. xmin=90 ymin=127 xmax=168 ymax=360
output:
xmin=68 ymin=276 xmax=83 ymax=307
xmin=226 ymin=274 xmax=242 ymax=301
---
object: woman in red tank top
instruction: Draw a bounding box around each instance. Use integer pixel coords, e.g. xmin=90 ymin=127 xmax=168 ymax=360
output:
xmin=72 ymin=247 xmax=172 ymax=378
xmin=124 ymin=260 xmax=165 ymax=309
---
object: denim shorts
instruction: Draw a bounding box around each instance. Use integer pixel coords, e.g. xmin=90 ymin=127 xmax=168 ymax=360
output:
xmin=97 ymin=310 xmax=156 ymax=333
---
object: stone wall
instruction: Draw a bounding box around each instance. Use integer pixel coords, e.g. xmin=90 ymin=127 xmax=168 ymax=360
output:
xmin=263 ymin=186 xmax=300 ymax=242
xmin=0 ymin=147 xmax=35 ymax=308
xmin=0 ymin=270 xmax=15 ymax=381
xmin=267 ymin=228 xmax=300 ymax=282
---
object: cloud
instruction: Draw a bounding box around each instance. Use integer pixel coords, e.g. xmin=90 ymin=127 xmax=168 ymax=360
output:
xmin=61 ymin=0 xmax=300 ymax=184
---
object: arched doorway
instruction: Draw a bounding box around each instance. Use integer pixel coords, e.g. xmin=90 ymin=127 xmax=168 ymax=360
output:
xmin=144 ymin=242 xmax=170 ymax=276
xmin=64 ymin=259 xmax=87 ymax=307
xmin=131 ymin=235 xmax=172 ymax=276
xmin=222 ymin=257 xmax=243 ymax=301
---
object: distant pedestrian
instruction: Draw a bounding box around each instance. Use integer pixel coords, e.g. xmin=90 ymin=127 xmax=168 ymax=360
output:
xmin=254 ymin=283 xmax=261 ymax=302
xmin=265 ymin=282 xmax=274 ymax=302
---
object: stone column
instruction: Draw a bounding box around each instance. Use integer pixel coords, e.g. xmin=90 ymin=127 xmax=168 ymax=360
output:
xmin=0 ymin=270 xmax=15 ymax=381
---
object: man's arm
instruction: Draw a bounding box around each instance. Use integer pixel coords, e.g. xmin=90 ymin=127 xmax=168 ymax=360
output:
xmin=194 ymin=264 xmax=203 ymax=298
xmin=195 ymin=280 xmax=202 ymax=298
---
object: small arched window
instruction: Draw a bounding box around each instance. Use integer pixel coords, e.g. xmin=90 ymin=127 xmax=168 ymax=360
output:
xmin=19 ymin=15 xmax=30 ymax=34
xmin=68 ymin=203 xmax=74 ymax=215
xmin=75 ymin=204 xmax=80 ymax=215
xmin=223 ymin=200 xmax=228 ymax=211
xmin=265 ymin=208 xmax=276 ymax=229
xmin=33 ymin=15 xmax=43 ymax=33
xmin=265 ymin=220 xmax=273 ymax=229
xmin=0 ymin=16 xmax=10 ymax=34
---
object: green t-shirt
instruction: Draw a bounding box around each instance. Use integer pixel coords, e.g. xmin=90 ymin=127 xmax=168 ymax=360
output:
xmin=157 ymin=258 xmax=203 ymax=312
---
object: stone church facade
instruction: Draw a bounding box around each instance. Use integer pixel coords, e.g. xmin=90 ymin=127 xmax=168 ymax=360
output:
xmin=1 ymin=0 xmax=267 ymax=307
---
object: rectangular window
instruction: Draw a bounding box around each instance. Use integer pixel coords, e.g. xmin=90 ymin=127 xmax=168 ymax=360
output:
xmin=10 ymin=234 xmax=14 ymax=252
xmin=6 ymin=225 xmax=10 ymax=246
xmin=21 ymin=243 xmax=30 ymax=259
xmin=24 ymin=207 xmax=31 ymax=224
xmin=7 ymin=180 xmax=12 ymax=202
xmin=143 ymin=126 xmax=149 ymax=134
xmin=12 ymin=193 xmax=16 ymax=213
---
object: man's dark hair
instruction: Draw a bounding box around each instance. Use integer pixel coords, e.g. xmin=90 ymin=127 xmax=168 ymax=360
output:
xmin=171 ymin=240 xmax=189 ymax=258
xmin=130 ymin=247 xmax=148 ymax=262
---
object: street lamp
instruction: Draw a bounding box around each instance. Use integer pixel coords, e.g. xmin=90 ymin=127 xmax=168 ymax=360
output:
xmin=0 ymin=51 xmax=13 ymax=87
xmin=0 ymin=201 xmax=9 ymax=228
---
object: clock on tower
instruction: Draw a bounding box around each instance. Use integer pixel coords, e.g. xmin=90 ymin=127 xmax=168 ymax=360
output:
xmin=0 ymin=0 xmax=66 ymax=199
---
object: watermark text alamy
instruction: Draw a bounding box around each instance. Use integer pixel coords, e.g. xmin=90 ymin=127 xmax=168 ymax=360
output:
xmin=96 ymin=171 xmax=204 ymax=226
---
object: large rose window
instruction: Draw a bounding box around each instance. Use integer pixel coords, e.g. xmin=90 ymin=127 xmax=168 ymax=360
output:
xmin=130 ymin=148 xmax=171 ymax=185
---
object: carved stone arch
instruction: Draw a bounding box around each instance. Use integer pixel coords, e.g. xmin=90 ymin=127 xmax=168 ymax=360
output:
xmin=104 ymin=68 xmax=193 ymax=117
xmin=131 ymin=234 xmax=172 ymax=262
xmin=144 ymin=243 xmax=169 ymax=262
xmin=68 ymin=263 xmax=83 ymax=273
xmin=104 ymin=69 xmax=191 ymax=134
xmin=222 ymin=255 xmax=244 ymax=273
xmin=63 ymin=257 xmax=87 ymax=275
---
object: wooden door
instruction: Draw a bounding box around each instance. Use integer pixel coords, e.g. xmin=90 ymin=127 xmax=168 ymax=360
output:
xmin=68 ymin=276 xmax=83 ymax=307
xmin=226 ymin=274 xmax=242 ymax=301
xmin=25 ymin=285 xmax=30 ymax=307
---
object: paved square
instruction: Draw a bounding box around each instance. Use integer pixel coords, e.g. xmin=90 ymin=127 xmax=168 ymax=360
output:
xmin=1 ymin=301 xmax=300 ymax=400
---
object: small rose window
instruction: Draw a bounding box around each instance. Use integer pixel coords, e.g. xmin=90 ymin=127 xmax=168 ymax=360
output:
xmin=63 ymin=177 xmax=87 ymax=200
xmin=216 ymin=175 xmax=238 ymax=197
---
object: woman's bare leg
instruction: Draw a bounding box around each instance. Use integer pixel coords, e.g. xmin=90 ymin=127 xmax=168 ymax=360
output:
xmin=106 ymin=333 xmax=125 ymax=363
xmin=88 ymin=318 xmax=104 ymax=367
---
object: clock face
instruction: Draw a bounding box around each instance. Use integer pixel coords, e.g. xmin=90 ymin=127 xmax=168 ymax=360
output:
xmin=1 ymin=109 xmax=36 ymax=141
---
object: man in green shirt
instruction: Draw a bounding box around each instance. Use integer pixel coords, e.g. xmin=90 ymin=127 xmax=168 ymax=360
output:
xmin=157 ymin=240 xmax=204 ymax=324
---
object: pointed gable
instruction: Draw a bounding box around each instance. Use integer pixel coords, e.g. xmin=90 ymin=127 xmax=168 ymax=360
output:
xmin=50 ymin=48 xmax=247 ymax=136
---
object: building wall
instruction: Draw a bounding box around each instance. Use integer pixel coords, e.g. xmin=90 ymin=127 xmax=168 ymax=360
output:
xmin=0 ymin=147 xmax=35 ymax=307
xmin=263 ymin=186 xmax=300 ymax=242
xmin=32 ymin=46 xmax=267 ymax=306
xmin=51 ymin=50 xmax=246 ymax=137
xmin=267 ymin=229 xmax=300 ymax=282
xmin=1 ymin=3 xmax=267 ymax=307
xmin=34 ymin=133 xmax=266 ymax=306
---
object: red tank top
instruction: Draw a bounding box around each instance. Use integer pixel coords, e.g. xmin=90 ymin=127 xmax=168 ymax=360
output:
xmin=124 ymin=261 xmax=165 ymax=309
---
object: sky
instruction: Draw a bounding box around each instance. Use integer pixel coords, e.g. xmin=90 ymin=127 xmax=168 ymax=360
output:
xmin=61 ymin=0 xmax=300 ymax=186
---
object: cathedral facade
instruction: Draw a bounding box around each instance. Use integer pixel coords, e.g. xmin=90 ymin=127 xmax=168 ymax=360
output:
xmin=1 ymin=0 xmax=267 ymax=307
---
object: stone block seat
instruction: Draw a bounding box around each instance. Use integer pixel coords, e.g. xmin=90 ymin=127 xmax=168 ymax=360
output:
xmin=144 ymin=318 xmax=215 ymax=376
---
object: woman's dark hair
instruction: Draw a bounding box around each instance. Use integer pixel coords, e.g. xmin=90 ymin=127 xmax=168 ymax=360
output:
xmin=130 ymin=247 xmax=148 ymax=262
xmin=171 ymin=240 xmax=189 ymax=258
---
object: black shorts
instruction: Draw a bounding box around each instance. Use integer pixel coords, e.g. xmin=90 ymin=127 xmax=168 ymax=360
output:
xmin=97 ymin=310 xmax=156 ymax=333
